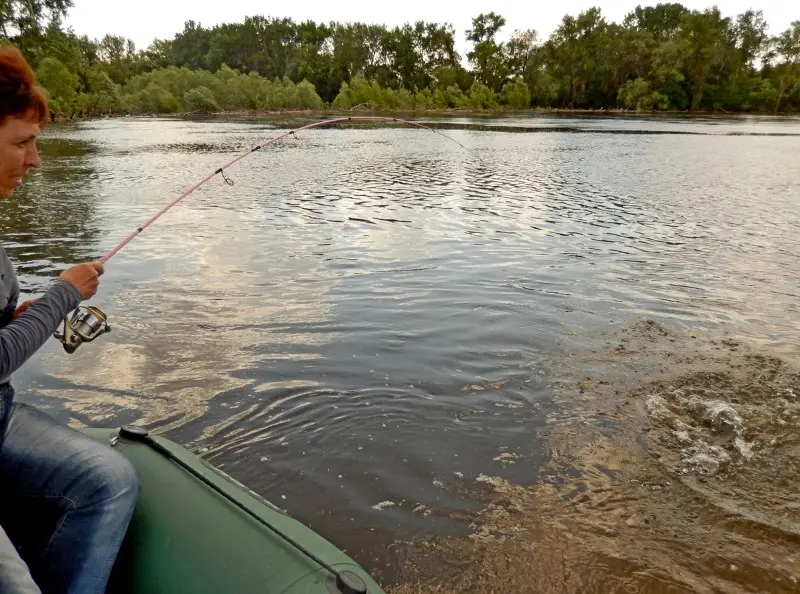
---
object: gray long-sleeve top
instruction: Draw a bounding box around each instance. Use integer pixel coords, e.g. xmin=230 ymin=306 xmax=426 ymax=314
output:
xmin=0 ymin=244 xmax=81 ymax=385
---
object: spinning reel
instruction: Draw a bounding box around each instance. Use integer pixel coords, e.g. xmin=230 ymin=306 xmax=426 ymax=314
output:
xmin=53 ymin=305 xmax=111 ymax=354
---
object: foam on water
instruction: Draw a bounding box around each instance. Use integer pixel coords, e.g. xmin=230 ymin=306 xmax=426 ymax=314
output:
xmin=644 ymin=385 xmax=774 ymax=476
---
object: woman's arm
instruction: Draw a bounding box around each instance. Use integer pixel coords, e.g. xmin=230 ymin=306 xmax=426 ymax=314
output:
xmin=0 ymin=280 xmax=80 ymax=381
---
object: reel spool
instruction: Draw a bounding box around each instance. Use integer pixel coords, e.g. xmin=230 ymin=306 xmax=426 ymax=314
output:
xmin=53 ymin=305 xmax=111 ymax=354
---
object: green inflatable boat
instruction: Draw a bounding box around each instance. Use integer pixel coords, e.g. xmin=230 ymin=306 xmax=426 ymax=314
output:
xmin=81 ymin=426 xmax=385 ymax=594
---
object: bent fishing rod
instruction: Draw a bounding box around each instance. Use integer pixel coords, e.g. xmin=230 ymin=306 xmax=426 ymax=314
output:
xmin=54 ymin=115 xmax=472 ymax=353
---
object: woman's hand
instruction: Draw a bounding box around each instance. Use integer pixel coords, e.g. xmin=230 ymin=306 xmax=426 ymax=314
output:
xmin=13 ymin=298 xmax=37 ymax=319
xmin=58 ymin=262 xmax=105 ymax=300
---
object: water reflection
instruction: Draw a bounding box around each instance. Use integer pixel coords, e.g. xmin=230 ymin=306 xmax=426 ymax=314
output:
xmin=3 ymin=115 xmax=798 ymax=586
xmin=1 ymin=138 xmax=102 ymax=289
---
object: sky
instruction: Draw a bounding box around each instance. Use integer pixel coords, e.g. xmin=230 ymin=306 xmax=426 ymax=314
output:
xmin=64 ymin=0 xmax=796 ymax=56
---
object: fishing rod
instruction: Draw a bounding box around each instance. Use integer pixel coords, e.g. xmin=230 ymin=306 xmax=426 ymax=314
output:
xmin=55 ymin=115 xmax=472 ymax=353
xmin=101 ymin=116 xmax=470 ymax=265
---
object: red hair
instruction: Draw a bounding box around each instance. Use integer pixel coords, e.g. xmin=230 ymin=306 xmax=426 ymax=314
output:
xmin=0 ymin=45 xmax=49 ymax=126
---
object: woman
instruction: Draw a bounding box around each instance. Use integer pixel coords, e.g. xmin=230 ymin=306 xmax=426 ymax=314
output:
xmin=0 ymin=46 xmax=140 ymax=593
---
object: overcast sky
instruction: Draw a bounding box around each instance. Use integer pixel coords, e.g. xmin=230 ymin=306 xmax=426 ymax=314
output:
xmin=65 ymin=0 xmax=796 ymax=55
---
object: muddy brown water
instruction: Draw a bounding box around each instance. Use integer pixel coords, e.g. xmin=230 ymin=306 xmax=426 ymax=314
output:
xmin=389 ymin=321 xmax=799 ymax=592
xmin=2 ymin=114 xmax=798 ymax=591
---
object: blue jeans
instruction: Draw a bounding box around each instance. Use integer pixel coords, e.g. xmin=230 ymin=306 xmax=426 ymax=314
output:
xmin=0 ymin=387 xmax=140 ymax=594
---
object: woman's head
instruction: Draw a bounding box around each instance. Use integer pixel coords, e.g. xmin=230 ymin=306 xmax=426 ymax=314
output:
xmin=0 ymin=46 xmax=48 ymax=198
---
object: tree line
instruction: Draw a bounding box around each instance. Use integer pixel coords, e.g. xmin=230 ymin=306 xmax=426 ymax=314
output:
xmin=2 ymin=0 xmax=799 ymax=116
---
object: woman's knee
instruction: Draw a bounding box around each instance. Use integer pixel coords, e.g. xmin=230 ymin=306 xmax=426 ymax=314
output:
xmin=104 ymin=450 xmax=140 ymax=503
xmin=84 ymin=445 xmax=141 ymax=508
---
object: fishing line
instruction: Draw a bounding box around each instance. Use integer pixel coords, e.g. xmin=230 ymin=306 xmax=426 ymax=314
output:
xmin=55 ymin=116 xmax=473 ymax=353
xmin=100 ymin=116 xmax=474 ymax=264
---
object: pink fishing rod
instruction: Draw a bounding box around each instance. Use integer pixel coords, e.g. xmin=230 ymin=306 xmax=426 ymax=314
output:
xmin=100 ymin=115 xmax=469 ymax=264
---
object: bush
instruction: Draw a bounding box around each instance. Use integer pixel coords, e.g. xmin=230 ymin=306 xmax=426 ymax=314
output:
xmin=503 ymin=77 xmax=531 ymax=109
xmin=123 ymin=83 xmax=180 ymax=114
xmin=467 ymin=81 xmax=498 ymax=109
xmin=119 ymin=66 xmax=324 ymax=112
xmin=75 ymin=92 xmax=118 ymax=116
xmin=331 ymin=75 xmax=388 ymax=109
xmin=392 ymin=88 xmax=415 ymax=109
xmin=414 ymin=89 xmax=435 ymax=109
xmin=183 ymin=86 xmax=221 ymax=112
xmin=291 ymin=80 xmax=324 ymax=110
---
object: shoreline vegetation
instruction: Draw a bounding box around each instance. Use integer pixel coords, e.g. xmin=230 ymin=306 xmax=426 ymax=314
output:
xmin=1 ymin=2 xmax=798 ymax=121
xmin=53 ymin=106 xmax=800 ymax=130
xmin=52 ymin=100 xmax=800 ymax=125
xmin=66 ymin=105 xmax=800 ymax=119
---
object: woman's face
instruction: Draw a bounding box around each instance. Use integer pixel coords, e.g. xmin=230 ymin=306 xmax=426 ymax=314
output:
xmin=0 ymin=116 xmax=41 ymax=198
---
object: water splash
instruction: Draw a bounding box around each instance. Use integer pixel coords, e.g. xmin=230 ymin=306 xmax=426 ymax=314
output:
xmin=646 ymin=389 xmax=757 ymax=476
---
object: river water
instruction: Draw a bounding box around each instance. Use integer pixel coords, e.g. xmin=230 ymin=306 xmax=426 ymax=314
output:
xmin=3 ymin=114 xmax=799 ymax=592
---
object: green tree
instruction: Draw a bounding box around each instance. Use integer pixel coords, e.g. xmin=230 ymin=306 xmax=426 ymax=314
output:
xmin=97 ymin=34 xmax=137 ymax=84
xmin=648 ymin=37 xmax=688 ymax=108
xmin=774 ymin=22 xmax=800 ymax=112
xmin=676 ymin=8 xmax=732 ymax=110
xmin=83 ymin=65 xmax=122 ymax=114
xmin=624 ymin=3 xmax=688 ymax=43
xmin=529 ymin=71 xmax=560 ymax=107
xmin=2 ymin=1 xmax=798 ymax=115
xmin=735 ymin=10 xmax=769 ymax=68
xmin=432 ymin=65 xmax=472 ymax=91
xmin=505 ymin=29 xmax=538 ymax=81
xmin=545 ymin=8 xmax=608 ymax=108
xmin=0 ymin=0 xmax=72 ymax=38
xmin=36 ymin=56 xmax=78 ymax=114
xmin=169 ymin=20 xmax=211 ymax=70
xmin=290 ymin=21 xmax=339 ymax=102
xmin=466 ymin=12 xmax=509 ymax=92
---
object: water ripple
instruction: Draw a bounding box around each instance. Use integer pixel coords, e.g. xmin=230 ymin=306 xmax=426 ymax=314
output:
xmin=5 ymin=115 xmax=799 ymax=577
